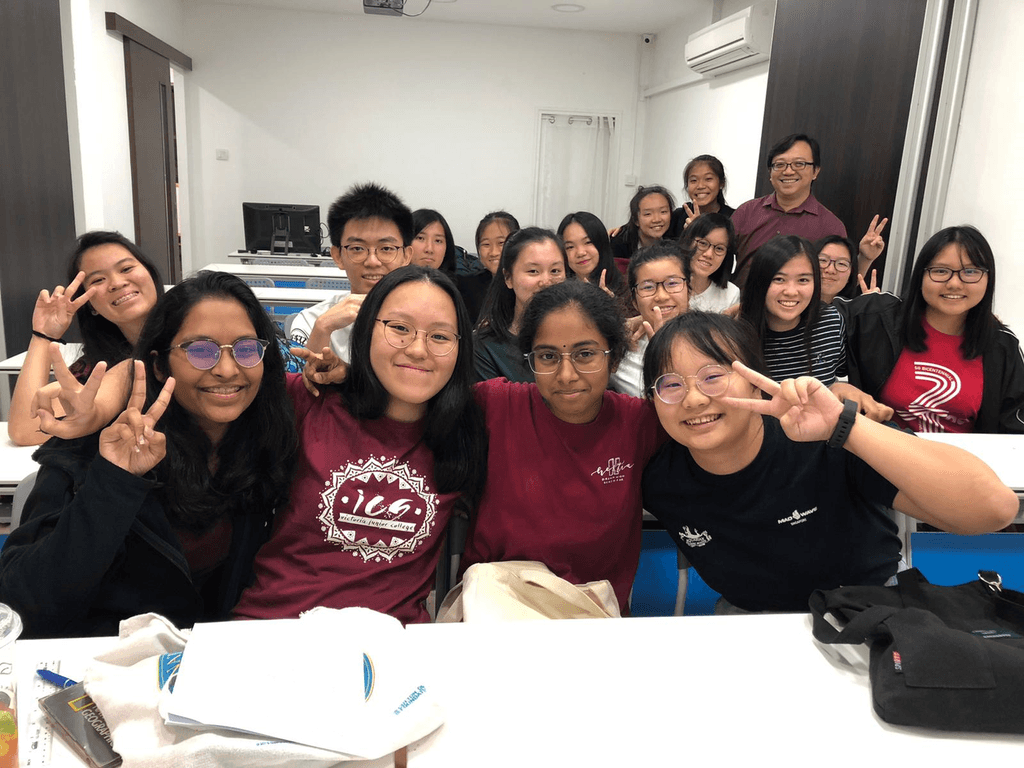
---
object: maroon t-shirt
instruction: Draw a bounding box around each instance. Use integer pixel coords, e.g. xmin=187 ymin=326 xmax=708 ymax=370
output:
xmin=462 ymin=380 xmax=664 ymax=611
xmin=233 ymin=374 xmax=459 ymax=624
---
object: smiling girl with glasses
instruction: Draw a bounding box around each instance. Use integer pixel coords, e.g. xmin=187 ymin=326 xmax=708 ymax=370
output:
xmin=678 ymin=213 xmax=740 ymax=313
xmin=837 ymin=225 xmax=1024 ymax=433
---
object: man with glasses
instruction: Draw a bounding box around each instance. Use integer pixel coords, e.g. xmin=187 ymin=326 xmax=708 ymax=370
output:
xmin=731 ymin=134 xmax=847 ymax=287
xmin=289 ymin=183 xmax=412 ymax=360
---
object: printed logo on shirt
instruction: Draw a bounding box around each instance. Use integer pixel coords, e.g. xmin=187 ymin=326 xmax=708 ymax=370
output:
xmin=679 ymin=526 xmax=711 ymax=548
xmin=896 ymin=362 xmax=969 ymax=432
xmin=591 ymin=457 xmax=634 ymax=484
xmin=317 ymin=455 xmax=437 ymax=563
xmin=777 ymin=506 xmax=817 ymax=526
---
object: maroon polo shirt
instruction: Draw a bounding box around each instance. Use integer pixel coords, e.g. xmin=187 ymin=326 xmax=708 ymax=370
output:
xmin=731 ymin=192 xmax=847 ymax=287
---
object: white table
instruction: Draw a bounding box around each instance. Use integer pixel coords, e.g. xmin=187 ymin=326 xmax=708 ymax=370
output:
xmin=204 ymin=262 xmax=346 ymax=286
xmin=0 ymin=344 xmax=83 ymax=376
xmin=920 ymin=432 xmax=1024 ymax=491
xmin=249 ymin=286 xmax=338 ymax=308
xmin=15 ymin=614 xmax=1023 ymax=766
xmin=0 ymin=422 xmax=41 ymax=497
xmin=228 ymin=250 xmax=333 ymax=267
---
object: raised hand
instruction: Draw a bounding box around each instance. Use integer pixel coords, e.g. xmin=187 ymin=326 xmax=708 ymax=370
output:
xmin=682 ymin=202 xmax=701 ymax=230
xmin=859 ymin=215 xmax=889 ymax=265
xmin=294 ymin=345 xmax=348 ymax=397
xmin=98 ymin=368 xmax=175 ymax=476
xmin=829 ymin=382 xmax=893 ymax=423
xmin=858 ymin=269 xmax=880 ymax=295
xmin=33 ymin=271 xmax=99 ymax=340
xmin=597 ymin=269 xmax=615 ymax=299
xmin=719 ymin=361 xmax=845 ymax=443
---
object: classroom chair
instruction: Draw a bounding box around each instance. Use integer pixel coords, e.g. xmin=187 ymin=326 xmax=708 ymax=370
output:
xmin=306 ymin=277 xmax=350 ymax=292
xmin=240 ymin=277 xmax=275 ymax=288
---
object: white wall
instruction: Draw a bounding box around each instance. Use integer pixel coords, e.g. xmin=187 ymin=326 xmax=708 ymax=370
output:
xmin=61 ymin=0 xmax=187 ymax=240
xmin=637 ymin=1 xmax=771 ymax=210
xmin=941 ymin=0 xmax=1024 ymax=336
xmin=182 ymin=4 xmax=642 ymax=264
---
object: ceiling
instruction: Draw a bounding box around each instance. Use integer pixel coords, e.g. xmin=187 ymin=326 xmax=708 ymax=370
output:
xmin=193 ymin=0 xmax=707 ymax=34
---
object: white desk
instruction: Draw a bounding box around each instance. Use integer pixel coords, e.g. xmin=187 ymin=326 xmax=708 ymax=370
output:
xmin=249 ymin=286 xmax=338 ymax=308
xmin=0 ymin=344 xmax=84 ymax=376
xmin=204 ymin=262 xmax=346 ymax=286
xmin=0 ymin=422 xmax=41 ymax=496
xmin=920 ymin=432 xmax=1024 ymax=491
xmin=228 ymin=250 xmax=333 ymax=267
xmin=15 ymin=615 xmax=1023 ymax=766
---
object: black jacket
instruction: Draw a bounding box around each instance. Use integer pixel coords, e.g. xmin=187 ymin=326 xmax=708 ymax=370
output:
xmin=835 ymin=292 xmax=1024 ymax=433
xmin=0 ymin=434 xmax=275 ymax=638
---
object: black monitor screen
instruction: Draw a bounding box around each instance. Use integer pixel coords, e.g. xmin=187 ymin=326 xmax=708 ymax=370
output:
xmin=242 ymin=203 xmax=321 ymax=255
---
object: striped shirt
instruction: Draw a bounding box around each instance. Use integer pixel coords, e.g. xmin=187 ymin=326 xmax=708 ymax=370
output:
xmin=763 ymin=302 xmax=847 ymax=386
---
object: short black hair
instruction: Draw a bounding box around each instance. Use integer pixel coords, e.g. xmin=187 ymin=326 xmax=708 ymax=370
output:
xmin=767 ymin=133 xmax=821 ymax=168
xmin=518 ymin=280 xmax=628 ymax=373
xmin=679 ymin=213 xmax=736 ymax=289
xmin=327 ymin=182 xmax=415 ymax=247
xmin=628 ymin=241 xmax=692 ymax=293
xmin=642 ymin=311 xmax=767 ymax=398
xmin=813 ymin=235 xmax=859 ymax=301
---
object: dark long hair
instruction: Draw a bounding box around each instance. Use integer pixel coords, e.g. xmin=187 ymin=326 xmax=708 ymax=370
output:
xmin=557 ymin=211 xmax=628 ymax=303
xmin=900 ymin=225 xmax=1000 ymax=359
xmin=643 ymin=311 xmax=767 ymax=398
xmin=679 ymin=213 xmax=736 ymax=289
xmin=740 ymin=235 xmax=821 ymax=369
xmin=518 ymin=280 xmax=629 ymax=374
xmin=412 ymin=209 xmax=457 ymax=276
xmin=620 ymin=186 xmax=676 ymax=255
xmin=139 ymin=271 xmax=297 ymax=532
xmin=475 ymin=227 xmax=568 ymax=343
xmin=684 ymin=155 xmax=729 ymax=211
xmin=813 ymin=235 xmax=859 ymax=302
xmin=67 ymin=231 xmax=166 ymax=372
xmin=474 ymin=211 xmax=521 ymax=251
xmin=338 ymin=266 xmax=488 ymax=505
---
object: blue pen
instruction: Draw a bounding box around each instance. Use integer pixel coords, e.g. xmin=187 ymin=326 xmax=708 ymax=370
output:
xmin=36 ymin=669 xmax=78 ymax=689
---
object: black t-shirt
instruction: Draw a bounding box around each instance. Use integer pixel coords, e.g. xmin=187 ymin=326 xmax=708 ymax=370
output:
xmin=642 ymin=416 xmax=900 ymax=612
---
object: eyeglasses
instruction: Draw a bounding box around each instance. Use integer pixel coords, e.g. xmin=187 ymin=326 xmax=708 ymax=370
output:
xmin=924 ymin=266 xmax=989 ymax=284
xmin=376 ymin=319 xmax=460 ymax=356
xmin=525 ymin=348 xmax=611 ymax=375
xmin=341 ymin=244 xmax=404 ymax=264
xmin=633 ymin=277 xmax=687 ymax=298
xmin=693 ymin=238 xmax=728 ymax=258
xmin=770 ymin=160 xmax=812 ymax=172
xmin=818 ymin=257 xmax=851 ymax=273
xmin=170 ymin=338 xmax=269 ymax=370
xmin=650 ymin=366 xmax=732 ymax=403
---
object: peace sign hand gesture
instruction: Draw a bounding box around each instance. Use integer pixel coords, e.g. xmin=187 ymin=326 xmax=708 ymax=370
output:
xmin=597 ymin=269 xmax=616 ymax=299
xmin=719 ymin=362 xmax=846 ymax=443
xmin=33 ymin=271 xmax=99 ymax=340
xmin=858 ymin=215 xmax=889 ymax=265
xmin=682 ymin=202 xmax=701 ymax=230
xmin=99 ymin=363 xmax=175 ymax=476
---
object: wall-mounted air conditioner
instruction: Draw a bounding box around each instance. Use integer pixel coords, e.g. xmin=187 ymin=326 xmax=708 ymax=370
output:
xmin=685 ymin=2 xmax=774 ymax=77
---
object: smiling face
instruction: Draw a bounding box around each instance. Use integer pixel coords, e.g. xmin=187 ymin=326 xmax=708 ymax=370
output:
xmin=653 ymin=337 xmax=763 ymax=474
xmin=686 ymin=162 xmax=722 ymax=212
xmin=478 ymin=220 xmax=512 ymax=275
xmin=921 ymin=243 xmax=989 ymax=334
xmin=79 ymin=243 xmax=159 ymax=343
xmin=531 ymin=305 xmax=610 ymax=424
xmin=504 ymin=239 xmax=566 ymax=322
xmin=371 ymin=281 xmax=459 ymax=423
xmin=331 ymin=216 xmax=411 ymax=295
xmin=765 ymin=254 xmax=815 ymax=332
xmin=818 ymin=242 xmax=854 ymax=304
xmin=769 ymin=140 xmax=820 ymax=207
xmin=690 ymin=227 xmax=730 ymax=284
xmin=410 ymin=221 xmax=447 ymax=270
xmin=561 ymin=221 xmax=600 ymax=280
xmin=163 ymin=297 xmax=263 ymax=446
xmin=636 ymin=193 xmax=672 ymax=244
xmin=633 ymin=258 xmax=690 ymax=327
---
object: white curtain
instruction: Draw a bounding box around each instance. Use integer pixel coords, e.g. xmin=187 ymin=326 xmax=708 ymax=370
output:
xmin=534 ymin=113 xmax=616 ymax=230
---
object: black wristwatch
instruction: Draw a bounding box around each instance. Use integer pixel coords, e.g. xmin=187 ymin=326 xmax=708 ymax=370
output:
xmin=827 ymin=398 xmax=858 ymax=449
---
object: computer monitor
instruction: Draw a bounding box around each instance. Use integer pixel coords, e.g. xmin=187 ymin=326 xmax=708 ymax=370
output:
xmin=242 ymin=203 xmax=322 ymax=256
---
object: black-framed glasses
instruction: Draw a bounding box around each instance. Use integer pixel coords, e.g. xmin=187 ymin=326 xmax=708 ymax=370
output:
xmin=693 ymin=238 xmax=728 ymax=258
xmin=375 ymin=319 xmax=460 ymax=356
xmin=924 ymin=266 xmax=989 ymax=284
xmin=770 ymin=160 xmax=812 ymax=172
xmin=525 ymin=348 xmax=611 ymax=375
xmin=341 ymin=244 xmax=404 ymax=264
xmin=650 ymin=366 xmax=732 ymax=403
xmin=170 ymin=338 xmax=269 ymax=370
xmin=818 ymin=257 xmax=852 ymax=273
xmin=633 ymin=277 xmax=687 ymax=298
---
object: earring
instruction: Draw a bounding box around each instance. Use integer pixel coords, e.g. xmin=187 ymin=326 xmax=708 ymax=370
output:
xmin=90 ymin=307 xmax=98 ymax=316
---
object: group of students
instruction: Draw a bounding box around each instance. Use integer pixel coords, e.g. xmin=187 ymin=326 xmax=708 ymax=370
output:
xmin=0 ymin=135 xmax=1020 ymax=637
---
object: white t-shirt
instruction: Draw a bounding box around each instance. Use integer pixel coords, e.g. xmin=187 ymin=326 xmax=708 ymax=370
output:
xmin=287 ymin=292 xmax=353 ymax=363
xmin=690 ymin=282 xmax=740 ymax=313
xmin=609 ymin=336 xmax=648 ymax=398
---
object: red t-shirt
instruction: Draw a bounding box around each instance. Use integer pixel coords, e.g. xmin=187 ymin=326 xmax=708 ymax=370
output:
xmin=233 ymin=374 xmax=459 ymax=624
xmin=462 ymin=380 xmax=664 ymax=611
xmin=880 ymin=321 xmax=984 ymax=433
